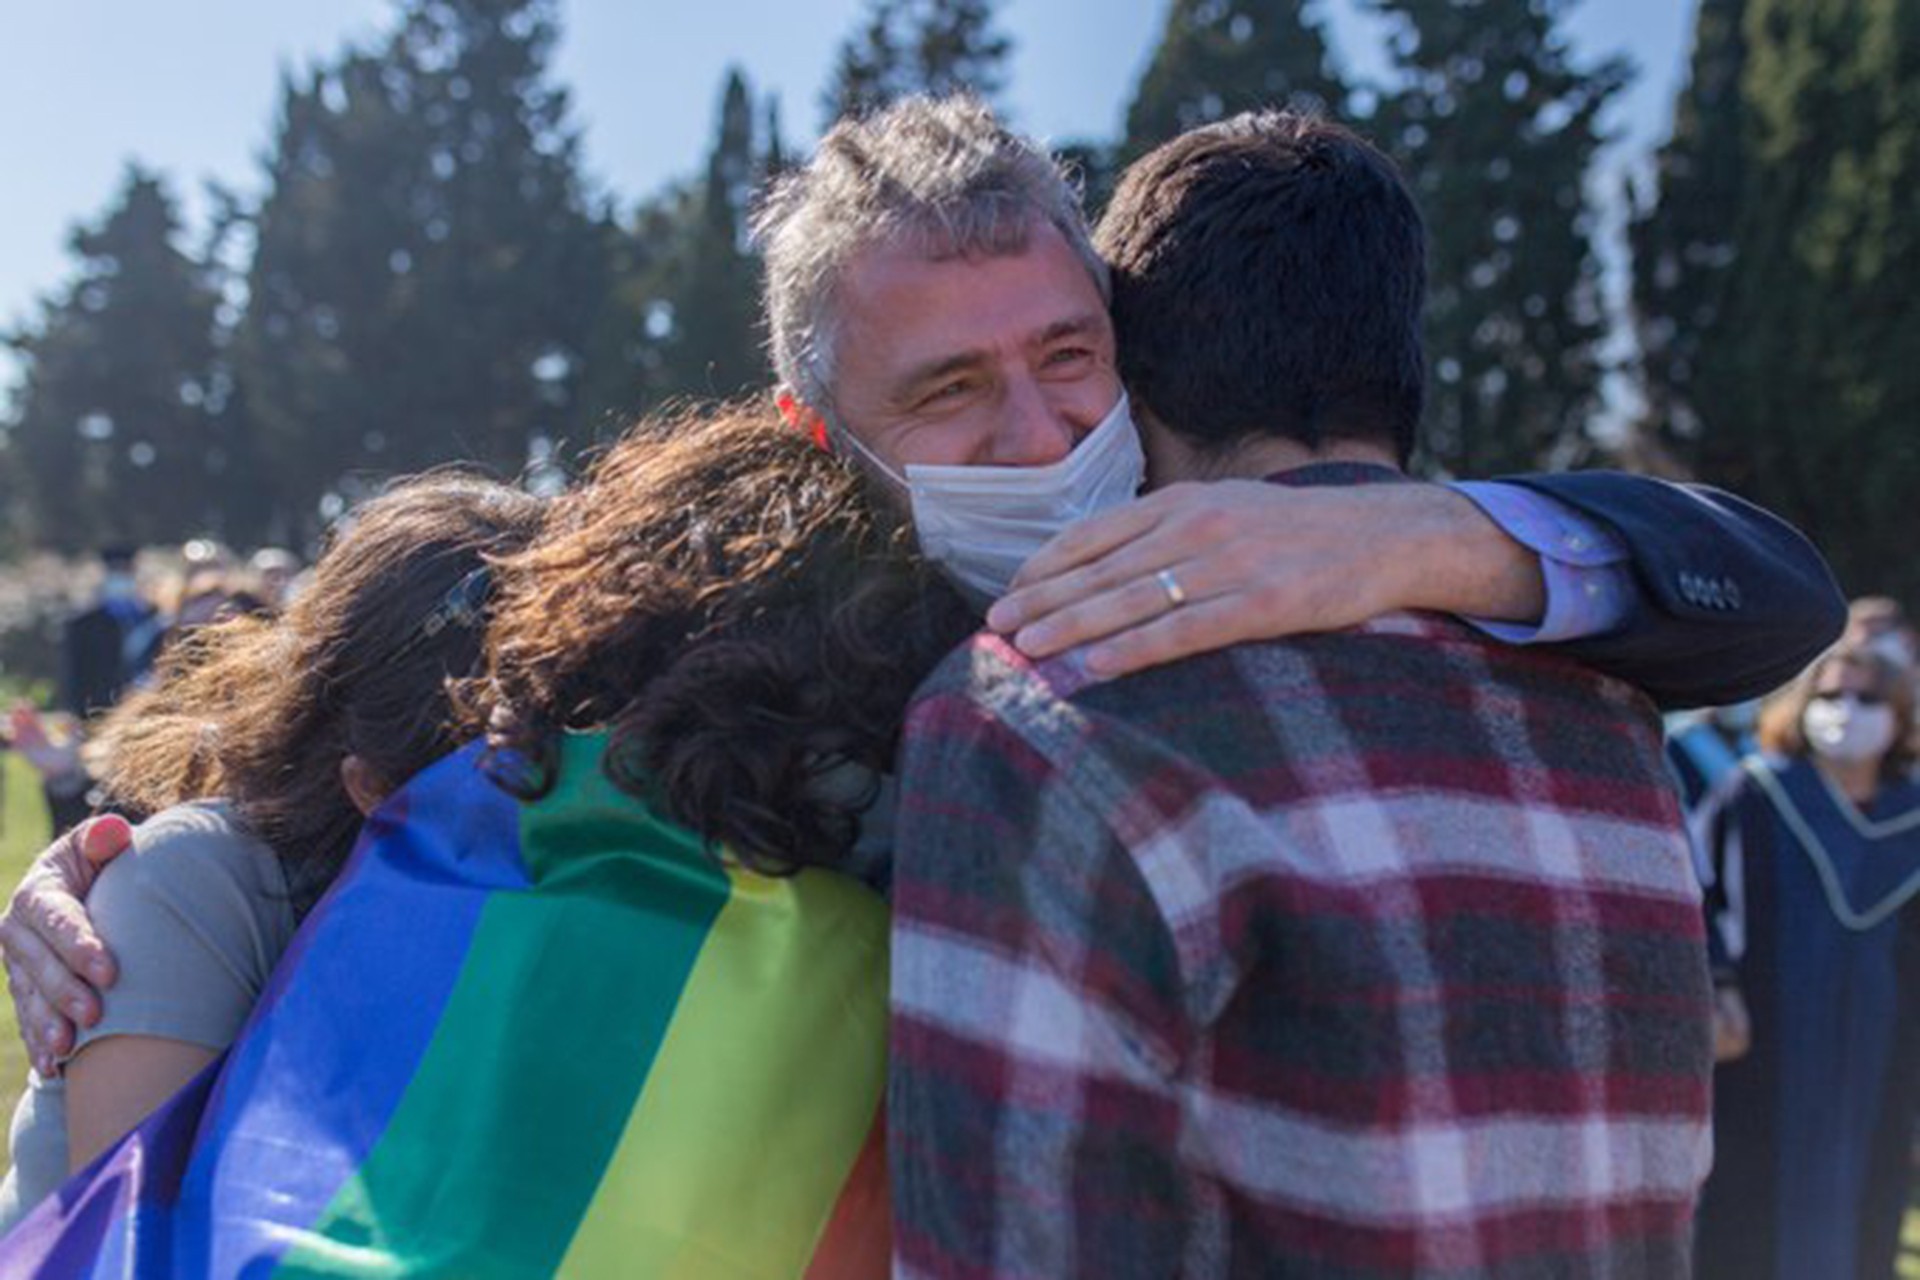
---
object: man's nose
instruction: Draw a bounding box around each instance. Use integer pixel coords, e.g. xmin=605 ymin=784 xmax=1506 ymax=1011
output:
xmin=987 ymin=376 xmax=1078 ymax=467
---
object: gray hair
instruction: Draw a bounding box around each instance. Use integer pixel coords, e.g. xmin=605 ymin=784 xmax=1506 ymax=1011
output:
xmin=752 ymin=94 xmax=1110 ymax=426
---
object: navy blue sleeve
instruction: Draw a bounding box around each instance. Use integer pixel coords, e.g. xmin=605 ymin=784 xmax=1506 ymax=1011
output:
xmin=1496 ymin=472 xmax=1845 ymax=710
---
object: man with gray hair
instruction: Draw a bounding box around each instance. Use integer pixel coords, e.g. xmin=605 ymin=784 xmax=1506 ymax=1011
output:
xmin=751 ymin=94 xmax=1838 ymax=700
xmin=0 ymin=97 xmax=1842 ymax=1209
xmin=878 ymin=105 xmax=1790 ymax=1278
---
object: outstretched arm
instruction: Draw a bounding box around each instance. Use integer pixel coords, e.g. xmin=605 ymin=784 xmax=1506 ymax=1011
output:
xmin=988 ymin=473 xmax=1843 ymax=709
xmin=1496 ymin=472 xmax=1844 ymax=706
xmin=988 ymin=479 xmax=1545 ymax=675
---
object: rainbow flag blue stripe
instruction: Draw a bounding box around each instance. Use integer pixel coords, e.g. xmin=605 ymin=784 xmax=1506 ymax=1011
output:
xmin=0 ymin=733 xmax=890 ymax=1277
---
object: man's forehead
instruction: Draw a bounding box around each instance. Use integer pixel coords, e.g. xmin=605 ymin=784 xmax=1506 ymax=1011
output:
xmin=838 ymin=223 xmax=1107 ymax=336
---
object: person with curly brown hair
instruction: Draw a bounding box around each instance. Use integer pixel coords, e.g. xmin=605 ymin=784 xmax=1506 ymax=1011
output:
xmin=0 ymin=404 xmax=971 ymax=1275
xmin=471 ymin=401 xmax=975 ymax=879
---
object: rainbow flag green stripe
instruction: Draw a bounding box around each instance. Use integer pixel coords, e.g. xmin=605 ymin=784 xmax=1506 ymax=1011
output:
xmin=0 ymin=733 xmax=891 ymax=1278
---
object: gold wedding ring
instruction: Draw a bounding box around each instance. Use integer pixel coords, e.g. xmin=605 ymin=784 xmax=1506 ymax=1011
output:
xmin=1155 ymin=568 xmax=1187 ymax=609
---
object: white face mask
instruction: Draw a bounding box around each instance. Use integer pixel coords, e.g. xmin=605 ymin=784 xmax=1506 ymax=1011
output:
xmin=1802 ymin=693 xmax=1898 ymax=764
xmin=846 ymin=394 xmax=1146 ymax=601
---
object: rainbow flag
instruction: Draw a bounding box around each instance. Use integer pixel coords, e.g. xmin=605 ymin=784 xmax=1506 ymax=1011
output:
xmin=0 ymin=733 xmax=891 ymax=1278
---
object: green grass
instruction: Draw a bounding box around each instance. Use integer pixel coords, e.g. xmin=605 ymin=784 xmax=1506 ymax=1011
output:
xmin=0 ymin=754 xmax=52 ymax=1154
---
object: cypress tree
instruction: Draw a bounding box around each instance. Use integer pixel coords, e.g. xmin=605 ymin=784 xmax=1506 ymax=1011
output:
xmin=661 ymin=68 xmax=773 ymax=400
xmin=1682 ymin=0 xmax=1920 ymax=600
xmin=1121 ymin=0 xmax=1346 ymax=162
xmin=821 ymin=0 xmax=1013 ymax=125
xmin=1370 ymin=0 xmax=1628 ymax=475
xmin=1626 ymin=0 xmax=1747 ymax=454
xmin=233 ymin=0 xmax=619 ymax=535
xmin=3 ymin=168 xmax=225 ymax=550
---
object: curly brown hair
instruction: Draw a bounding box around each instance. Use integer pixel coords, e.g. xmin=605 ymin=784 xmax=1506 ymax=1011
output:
xmin=86 ymin=473 xmax=546 ymax=912
xmin=472 ymin=401 xmax=976 ymax=873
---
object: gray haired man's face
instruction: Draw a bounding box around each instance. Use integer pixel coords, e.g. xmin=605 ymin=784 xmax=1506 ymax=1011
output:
xmin=823 ymin=221 xmax=1123 ymax=474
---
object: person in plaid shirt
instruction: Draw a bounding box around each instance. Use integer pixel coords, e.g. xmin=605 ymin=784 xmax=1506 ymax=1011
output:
xmin=889 ymin=112 xmax=1715 ymax=1278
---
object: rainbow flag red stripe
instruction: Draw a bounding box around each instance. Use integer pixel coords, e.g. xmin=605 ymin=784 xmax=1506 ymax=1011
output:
xmin=0 ymin=733 xmax=890 ymax=1277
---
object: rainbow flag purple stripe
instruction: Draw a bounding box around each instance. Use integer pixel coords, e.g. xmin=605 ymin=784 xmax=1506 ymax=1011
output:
xmin=0 ymin=733 xmax=891 ymax=1278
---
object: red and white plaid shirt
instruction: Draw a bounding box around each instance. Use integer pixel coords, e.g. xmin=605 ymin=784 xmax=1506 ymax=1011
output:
xmin=888 ymin=467 xmax=1713 ymax=1279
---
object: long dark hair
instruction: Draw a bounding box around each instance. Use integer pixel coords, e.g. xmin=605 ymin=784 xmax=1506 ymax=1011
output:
xmin=87 ymin=473 xmax=545 ymax=911
xmin=472 ymin=401 xmax=975 ymax=873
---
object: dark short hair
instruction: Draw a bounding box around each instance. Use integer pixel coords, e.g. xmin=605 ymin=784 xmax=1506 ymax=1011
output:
xmin=1096 ymin=111 xmax=1426 ymax=464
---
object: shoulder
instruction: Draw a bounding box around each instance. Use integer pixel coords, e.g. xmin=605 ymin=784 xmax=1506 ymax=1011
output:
xmin=101 ymin=802 xmax=282 ymax=898
xmin=911 ymin=630 xmax=1060 ymax=717
xmin=91 ymin=802 xmax=292 ymax=947
xmin=77 ymin=802 xmax=297 ymax=1057
xmin=1878 ymin=772 xmax=1920 ymax=815
xmin=902 ymin=633 xmax=1266 ymax=859
xmin=911 ymin=629 xmax=1246 ymax=744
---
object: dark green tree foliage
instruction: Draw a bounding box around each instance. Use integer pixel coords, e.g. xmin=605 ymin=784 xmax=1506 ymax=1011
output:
xmin=822 ymin=0 xmax=1013 ymax=125
xmin=2 ymin=169 xmax=225 ymax=550
xmin=1122 ymin=0 xmax=1346 ymax=162
xmin=1371 ymin=0 xmax=1628 ymax=476
xmin=662 ymin=69 xmax=771 ymax=399
xmin=1680 ymin=0 xmax=1920 ymax=600
xmin=1626 ymin=0 xmax=1746 ymax=452
xmin=233 ymin=0 xmax=620 ymax=533
xmin=606 ymin=68 xmax=785 ymax=409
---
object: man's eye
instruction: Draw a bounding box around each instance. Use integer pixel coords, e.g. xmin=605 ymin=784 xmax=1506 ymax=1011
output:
xmin=922 ymin=380 xmax=972 ymax=405
xmin=1043 ymin=346 xmax=1094 ymax=369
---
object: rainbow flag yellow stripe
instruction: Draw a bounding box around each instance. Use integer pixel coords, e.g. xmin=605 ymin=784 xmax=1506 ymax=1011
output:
xmin=1 ymin=733 xmax=890 ymax=1278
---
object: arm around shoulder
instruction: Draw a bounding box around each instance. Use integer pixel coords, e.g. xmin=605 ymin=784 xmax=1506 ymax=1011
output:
xmin=1499 ymin=472 xmax=1846 ymax=708
xmin=60 ymin=807 xmax=292 ymax=1172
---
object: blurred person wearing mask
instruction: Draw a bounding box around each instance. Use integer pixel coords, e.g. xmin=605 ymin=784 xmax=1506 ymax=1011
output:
xmin=59 ymin=548 xmax=161 ymax=720
xmin=1847 ymin=597 xmax=1919 ymax=764
xmin=25 ymin=549 xmax=164 ymax=829
xmin=1692 ymin=644 xmax=1920 ymax=1280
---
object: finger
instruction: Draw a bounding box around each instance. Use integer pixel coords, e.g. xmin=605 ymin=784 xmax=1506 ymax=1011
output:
xmin=11 ymin=909 xmax=105 ymax=1026
xmin=994 ymin=500 xmax=1174 ymax=622
xmin=1081 ymin=594 xmax=1284 ymax=680
xmin=1010 ymin=560 xmax=1217 ymax=660
xmin=76 ymin=815 xmax=134 ymax=869
xmin=994 ymin=510 xmax=1221 ymax=639
xmin=14 ymin=978 xmax=77 ymax=1071
xmin=22 ymin=888 xmax=116 ymax=991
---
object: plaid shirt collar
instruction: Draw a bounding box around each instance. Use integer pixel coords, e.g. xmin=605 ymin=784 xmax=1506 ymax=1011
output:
xmin=1265 ymin=459 xmax=1411 ymax=489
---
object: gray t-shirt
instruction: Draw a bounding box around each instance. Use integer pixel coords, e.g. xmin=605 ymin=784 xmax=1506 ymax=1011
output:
xmin=0 ymin=801 xmax=297 ymax=1231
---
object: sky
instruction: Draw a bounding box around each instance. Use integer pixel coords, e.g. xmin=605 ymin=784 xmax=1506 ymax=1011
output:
xmin=0 ymin=0 xmax=1696 ymax=392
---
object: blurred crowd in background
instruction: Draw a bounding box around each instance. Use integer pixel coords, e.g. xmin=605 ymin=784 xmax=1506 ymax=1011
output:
xmin=2 ymin=542 xmax=304 ymax=830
